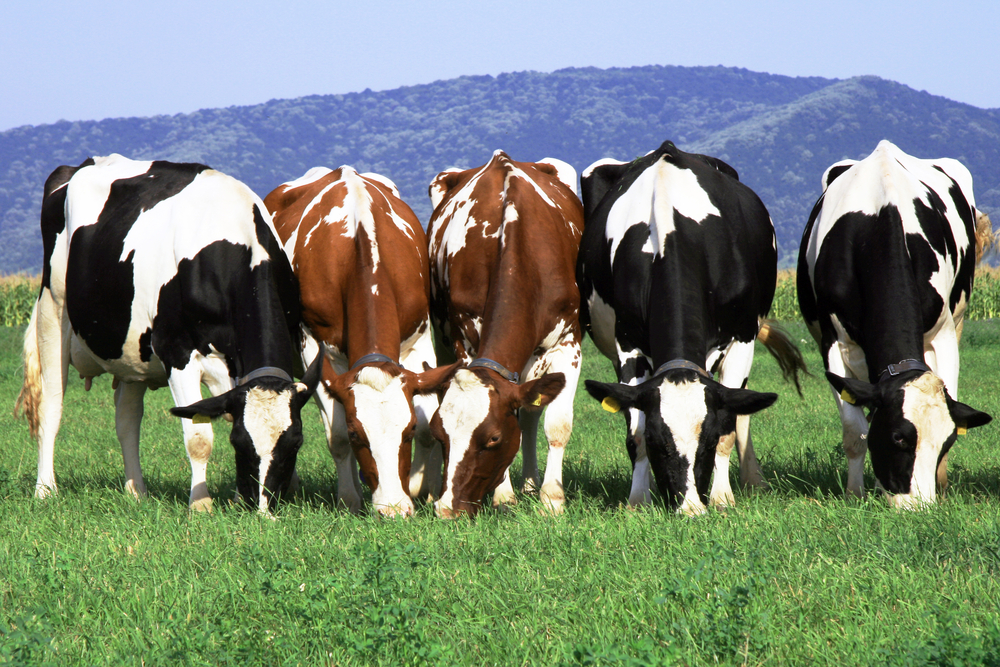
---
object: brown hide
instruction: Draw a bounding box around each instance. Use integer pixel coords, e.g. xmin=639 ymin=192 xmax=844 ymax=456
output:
xmin=427 ymin=152 xmax=583 ymax=515
xmin=264 ymin=167 xmax=434 ymax=511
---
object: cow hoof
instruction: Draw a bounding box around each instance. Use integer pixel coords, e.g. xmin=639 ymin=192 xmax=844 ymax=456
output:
xmin=739 ymin=474 xmax=770 ymax=490
xmin=492 ymin=490 xmax=518 ymax=508
xmin=34 ymin=484 xmax=56 ymax=500
xmin=124 ymin=479 xmax=148 ymax=500
xmin=709 ymin=491 xmax=735 ymax=508
xmin=540 ymin=482 xmax=565 ymax=515
xmin=522 ymin=479 xmax=539 ymax=495
xmin=338 ymin=496 xmax=364 ymax=515
xmin=189 ymin=497 xmax=214 ymax=513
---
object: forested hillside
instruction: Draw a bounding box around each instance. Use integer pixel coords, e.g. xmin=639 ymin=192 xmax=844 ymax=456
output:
xmin=2 ymin=65 xmax=998 ymax=273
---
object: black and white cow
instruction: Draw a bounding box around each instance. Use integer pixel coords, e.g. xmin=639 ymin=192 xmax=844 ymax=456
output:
xmin=16 ymin=154 xmax=321 ymax=513
xmin=797 ymin=140 xmax=992 ymax=507
xmin=578 ymin=140 xmax=804 ymax=515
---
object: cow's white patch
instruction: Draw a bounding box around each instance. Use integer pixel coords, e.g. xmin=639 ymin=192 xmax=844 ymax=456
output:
xmin=352 ymin=367 xmax=414 ymax=516
xmin=243 ymin=386 xmax=293 ymax=512
xmin=436 ymin=369 xmax=492 ymax=513
xmin=361 ymin=172 xmax=401 ymax=199
xmin=582 ymin=157 xmax=628 ymax=180
xmin=537 ymin=158 xmax=578 ymax=197
xmin=282 ymin=166 xmax=334 ymax=190
xmin=808 ymin=141 xmax=972 ymax=307
xmin=897 ymin=373 xmax=953 ymax=508
xmin=658 ymin=379 xmax=708 ymax=516
xmin=649 ymin=160 xmax=720 ymax=256
xmin=586 ymin=291 xmax=617 ymax=361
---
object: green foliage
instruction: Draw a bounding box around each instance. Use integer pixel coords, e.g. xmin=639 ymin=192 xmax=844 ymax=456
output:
xmin=769 ymin=270 xmax=800 ymax=321
xmin=0 ymin=276 xmax=38 ymax=327
xmin=1 ymin=322 xmax=1000 ymax=665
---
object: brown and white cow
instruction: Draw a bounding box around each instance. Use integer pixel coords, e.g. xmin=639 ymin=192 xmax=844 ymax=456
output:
xmin=265 ymin=166 xmax=455 ymax=517
xmin=427 ymin=151 xmax=583 ymax=517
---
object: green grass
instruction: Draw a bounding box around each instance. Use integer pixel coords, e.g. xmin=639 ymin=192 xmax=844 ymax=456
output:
xmin=1 ymin=322 xmax=999 ymax=666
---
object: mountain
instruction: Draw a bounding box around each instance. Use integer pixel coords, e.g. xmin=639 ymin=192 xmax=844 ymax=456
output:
xmin=2 ymin=65 xmax=998 ymax=273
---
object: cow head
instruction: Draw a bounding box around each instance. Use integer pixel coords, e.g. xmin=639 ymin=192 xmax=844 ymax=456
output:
xmin=322 ymin=359 xmax=459 ymax=517
xmin=585 ymin=370 xmax=777 ymax=515
xmin=432 ymin=368 xmax=565 ymax=518
xmin=825 ymin=371 xmax=991 ymax=507
xmin=170 ymin=350 xmax=324 ymax=513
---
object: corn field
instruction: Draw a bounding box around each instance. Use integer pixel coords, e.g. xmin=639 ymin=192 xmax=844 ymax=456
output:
xmin=0 ymin=276 xmax=39 ymax=327
xmin=0 ymin=271 xmax=998 ymax=328
xmin=769 ymin=267 xmax=1000 ymax=321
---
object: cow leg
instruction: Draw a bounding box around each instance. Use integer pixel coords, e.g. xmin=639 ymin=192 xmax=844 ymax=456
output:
xmin=538 ymin=339 xmax=581 ymax=515
xmin=627 ymin=410 xmax=652 ymax=506
xmin=519 ymin=407 xmax=542 ymax=494
xmin=319 ymin=389 xmax=363 ymax=514
xmin=114 ymin=381 xmax=148 ymax=499
xmin=827 ymin=349 xmax=869 ymax=498
xmin=30 ymin=291 xmax=71 ymax=498
xmin=408 ymin=393 xmax=443 ymax=500
xmin=717 ymin=340 xmax=766 ymax=495
xmin=492 ymin=467 xmax=518 ymax=508
xmin=926 ymin=318 xmax=960 ymax=399
xmin=401 ymin=320 xmax=443 ymax=500
xmin=169 ymin=368 xmax=216 ymax=511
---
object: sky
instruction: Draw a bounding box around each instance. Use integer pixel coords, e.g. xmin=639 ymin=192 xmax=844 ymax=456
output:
xmin=1 ymin=0 xmax=997 ymax=133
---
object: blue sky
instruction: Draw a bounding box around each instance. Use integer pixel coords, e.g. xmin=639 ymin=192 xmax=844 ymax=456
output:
xmin=1 ymin=0 xmax=996 ymax=132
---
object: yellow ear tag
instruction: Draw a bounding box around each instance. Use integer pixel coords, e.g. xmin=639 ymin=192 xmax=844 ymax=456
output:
xmin=957 ymin=424 xmax=968 ymax=436
xmin=601 ymin=397 xmax=621 ymax=413
xmin=840 ymin=389 xmax=855 ymax=405
xmin=192 ymin=414 xmax=212 ymax=424
xmin=532 ymin=395 xmax=543 ymax=407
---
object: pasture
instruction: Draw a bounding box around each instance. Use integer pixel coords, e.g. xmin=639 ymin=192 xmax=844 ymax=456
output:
xmin=0 ymin=314 xmax=998 ymax=666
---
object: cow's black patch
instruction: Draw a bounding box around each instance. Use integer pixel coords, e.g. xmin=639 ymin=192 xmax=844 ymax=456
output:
xmin=824 ymin=164 xmax=852 ymax=189
xmin=65 ymin=161 xmax=209 ymax=360
xmin=40 ymin=159 xmax=94 ymax=291
xmin=578 ymin=140 xmax=777 ymax=504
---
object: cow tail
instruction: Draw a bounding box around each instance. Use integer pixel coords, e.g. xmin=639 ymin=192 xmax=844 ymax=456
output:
xmin=14 ymin=301 xmax=42 ymax=439
xmin=757 ymin=319 xmax=808 ymax=397
xmin=974 ymin=210 xmax=995 ymax=264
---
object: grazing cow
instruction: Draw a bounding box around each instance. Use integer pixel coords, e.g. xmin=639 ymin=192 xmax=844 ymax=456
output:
xmin=427 ymin=150 xmax=582 ymax=517
xmin=16 ymin=154 xmax=321 ymax=513
xmin=797 ymin=140 xmax=992 ymax=507
xmin=578 ymin=140 xmax=803 ymax=515
xmin=265 ymin=166 xmax=455 ymax=517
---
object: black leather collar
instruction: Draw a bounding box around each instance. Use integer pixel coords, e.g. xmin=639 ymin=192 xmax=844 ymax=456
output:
xmin=237 ymin=366 xmax=293 ymax=386
xmin=653 ymin=359 xmax=713 ymax=380
xmin=350 ymin=353 xmax=397 ymax=370
xmin=878 ymin=359 xmax=930 ymax=382
xmin=468 ymin=357 xmax=520 ymax=383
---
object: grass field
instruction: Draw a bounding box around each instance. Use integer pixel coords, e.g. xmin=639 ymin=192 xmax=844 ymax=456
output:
xmin=1 ymin=321 xmax=999 ymax=666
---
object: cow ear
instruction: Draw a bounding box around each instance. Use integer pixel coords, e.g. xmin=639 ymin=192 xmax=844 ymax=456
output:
xmin=825 ymin=372 xmax=880 ymax=408
xmin=519 ymin=373 xmax=566 ymax=409
xmin=948 ymin=398 xmax=992 ymax=431
xmin=292 ymin=346 xmax=324 ymax=407
xmin=171 ymin=391 xmax=235 ymax=421
xmin=583 ymin=379 xmax=644 ymax=414
xmin=718 ymin=386 xmax=778 ymax=415
xmin=413 ymin=361 xmax=462 ymax=395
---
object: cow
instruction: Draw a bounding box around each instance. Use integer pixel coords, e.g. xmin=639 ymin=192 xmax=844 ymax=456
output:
xmin=426 ymin=150 xmax=583 ymax=517
xmin=577 ymin=140 xmax=805 ymax=515
xmin=15 ymin=154 xmax=321 ymax=513
xmin=264 ymin=166 xmax=455 ymax=517
xmin=797 ymin=140 xmax=992 ymax=507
